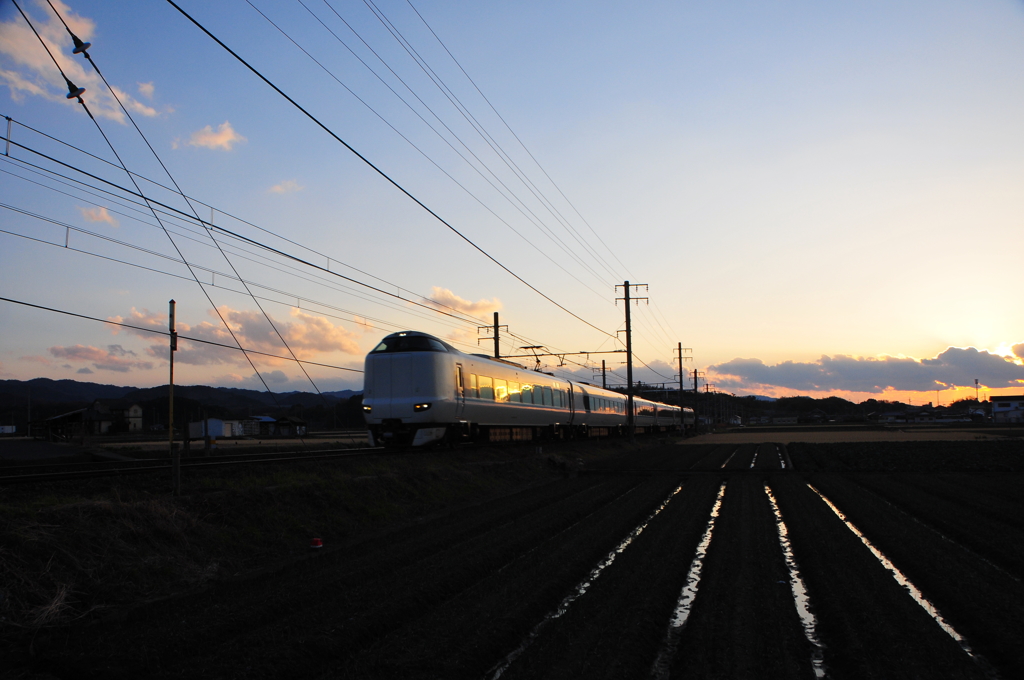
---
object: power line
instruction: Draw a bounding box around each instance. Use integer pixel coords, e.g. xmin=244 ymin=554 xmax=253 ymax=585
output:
xmin=0 ymin=296 xmax=363 ymax=373
xmin=404 ymin=0 xmax=634 ymax=281
xmin=354 ymin=0 xmax=620 ymax=286
xmin=164 ymin=0 xmax=614 ymax=339
xmin=0 ymin=138 xmax=491 ymax=328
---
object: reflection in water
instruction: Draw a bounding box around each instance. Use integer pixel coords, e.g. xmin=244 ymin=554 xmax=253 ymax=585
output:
xmin=776 ymin=445 xmax=787 ymax=469
xmin=487 ymin=484 xmax=685 ymax=679
xmin=764 ymin=484 xmax=826 ymax=679
xmin=808 ymin=485 xmax=985 ymax=666
xmin=720 ymin=447 xmax=739 ymax=469
xmin=650 ymin=482 xmax=728 ymax=680
xmin=749 ymin=449 xmax=759 ymax=469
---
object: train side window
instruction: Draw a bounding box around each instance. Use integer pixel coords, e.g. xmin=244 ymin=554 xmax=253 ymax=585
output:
xmin=582 ymin=393 xmax=590 ymax=412
xmin=468 ymin=374 xmax=479 ymax=399
xmin=542 ymin=386 xmax=553 ymax=406
xmin=479 ymin=375 xmax=494 ymax=401
xmin=455 ymin=366 xmax=464 ymax=398
xmin=509 ymin=381 xmax=521 ymax=402
xmin=520 ymin=384 xmax=532 ymax=404
xmin=531 ymin=385 xmax=543 ymax=404
xmin=494 ymin=378 xmax=508 ymax=402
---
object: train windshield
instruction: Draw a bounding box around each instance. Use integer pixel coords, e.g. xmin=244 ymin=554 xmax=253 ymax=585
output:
xmin=371 ymin=335 xmax=450 ymax=353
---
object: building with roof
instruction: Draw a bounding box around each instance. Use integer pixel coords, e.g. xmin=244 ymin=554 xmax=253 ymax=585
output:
xmin=991 ymin=395 xmax=1024 ymax=423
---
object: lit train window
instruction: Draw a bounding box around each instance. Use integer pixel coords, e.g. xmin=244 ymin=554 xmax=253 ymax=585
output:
xmin=509 ymin=381 xmax=521 ymax=402
xmin=479 ymin=375 xmax=494 ymax=401
xmin=468 ymin=374 xmax=479 ymax=398
xmin=494 ymin=378 xmax=508 ymax=402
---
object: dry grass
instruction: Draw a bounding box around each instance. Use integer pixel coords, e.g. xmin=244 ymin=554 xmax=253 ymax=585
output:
xmin=0 ymin=440 xmax=626 ymax=637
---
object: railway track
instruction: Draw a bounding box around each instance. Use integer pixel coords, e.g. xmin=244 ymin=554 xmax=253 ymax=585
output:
xmin=0 ymin=445 xmax=382 ymax=484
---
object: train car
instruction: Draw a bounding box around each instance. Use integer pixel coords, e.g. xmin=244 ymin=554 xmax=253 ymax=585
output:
xmin=362 ymin=330 xmax=694 ymax=447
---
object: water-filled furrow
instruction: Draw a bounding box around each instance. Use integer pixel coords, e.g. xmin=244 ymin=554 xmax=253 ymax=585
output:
xmin=808 ymin=484 xmax=996 ymax=677
xmin=649 ymin=482 xmax=728 ymax=680
xmin=720 ymin=447 xmax=739 ymax=468
xmin=486 ymin=484 xmax=685 ymax=679
xmin=749 ymin=449 xmax=759 ymax=469
xmin=764 ymin=483 xmax=826 ymax=679
xmin=776 ymin=445 xmax=787 ymax=469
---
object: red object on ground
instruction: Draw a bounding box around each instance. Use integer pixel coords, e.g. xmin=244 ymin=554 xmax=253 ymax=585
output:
xmin=310 ymin=538 xmax=323 ymax=549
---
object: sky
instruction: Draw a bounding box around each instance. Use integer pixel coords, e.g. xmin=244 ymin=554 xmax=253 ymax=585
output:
xmin=1 ymin=0 xmax=1022 ymax=405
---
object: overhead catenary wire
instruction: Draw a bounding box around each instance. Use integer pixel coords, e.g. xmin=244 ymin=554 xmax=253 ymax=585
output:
xmin=45 ymin=0 xmax=334 ymax=409
xmin=163 ymin=0 xmax=615 ymax=340
xmin=403 ymin=0 xmax=633 ymax=282
xmin=0 ymin=136 xmax=494 ymax=329
xmin=12 ymin=0 xmax=284 ymax=404
xmin=5 ymin=6 xmax=679 ymax=380
xmin=0 ymin=296 xmax=363 ymax=373
xmin=278 ymin=0 xmax=614 ymax=297
xmin=348 ymin=0 xmax=621 ymax=287
xmin=0 ymin=203 xmax=480 ymax=340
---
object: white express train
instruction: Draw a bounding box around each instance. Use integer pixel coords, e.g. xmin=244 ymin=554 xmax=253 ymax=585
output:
xmin=362 ymin=331 xmax=695 ymax=447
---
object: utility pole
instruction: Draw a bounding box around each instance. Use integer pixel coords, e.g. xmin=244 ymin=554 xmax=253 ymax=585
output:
xmin=478 ymin=312 xmax=508 ymax=358
xmin=675 ymin=343 xmax=692 ymax=412
xmin=616 ymin=281 xmax=648 ymax=441
xmin=168 ymin=299 xmax=179 ymax=495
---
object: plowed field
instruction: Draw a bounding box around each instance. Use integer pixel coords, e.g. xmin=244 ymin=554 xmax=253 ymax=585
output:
xmin=14 ymin=439 xmax=1024 ymax=679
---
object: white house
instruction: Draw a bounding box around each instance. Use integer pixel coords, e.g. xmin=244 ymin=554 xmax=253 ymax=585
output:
xmin=991 ymin=395 xmax=1024 ymax=423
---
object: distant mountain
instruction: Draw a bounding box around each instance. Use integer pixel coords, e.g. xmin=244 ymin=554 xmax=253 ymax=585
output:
xmin=0 ymin=379 xmax=361 ymax=411
xmin=0 ymin=378 xmax=137 ymax=404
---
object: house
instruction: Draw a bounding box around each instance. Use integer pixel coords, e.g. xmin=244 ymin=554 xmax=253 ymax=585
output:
xmin=240 ymin=416 xmax=277 ymax=437
xmin=189 ymin=418 xmax=243 ymax=439
xmin=275 ymin=416 xmax=307 ymax=437
xmin=991 ymin=395 xmax=1024 ymax=423
xmin=772 ymin=416 xmax=798 ymax=425
xmin=92 ymin=399 xmax=143 ymax=432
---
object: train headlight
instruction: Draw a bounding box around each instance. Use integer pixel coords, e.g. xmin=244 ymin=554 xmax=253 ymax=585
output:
xmin=414 ymin=402 xmax=432 ymax=412
xmin=362 ymin=405 xmax=372 ymax=413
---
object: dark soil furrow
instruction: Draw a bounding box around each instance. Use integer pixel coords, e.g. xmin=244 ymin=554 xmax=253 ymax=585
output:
xmin=851 ymin=473 xmax=1024 ymax=579
xmin=489 ymin=476 xmax=723 ymax=680
xmin=771 ymin=476 xmax=987 ymax=680
xmin=810 ymin=474 xmax=1024 ymax=678
xmin=328 ymin=474 xmax=688 ymax=679
xmin=668 ymin=475 xmax=814 ymax=679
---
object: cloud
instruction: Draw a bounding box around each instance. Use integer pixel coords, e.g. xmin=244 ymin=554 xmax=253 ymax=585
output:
xmin=422 ymin=287 xmax=501 ymax=317
xmin=0 ymin=3 xmax=160 ymax=122
xmin=18 ymin=355 xmax=54 ymax=366
xmin=137 ymin=81 xmax=154 ymax=99
xmin=1014 ymin=343 xmax=1024 ymax=360
xmin=262 ymin=370 xmax=289 ymax=384
xmin=48 ymin=344 xmax=154 ymax=373
xmin=77 ymin=367 xmax=94 ymax=374
xmin=269 ymin=179 xmax=303 ymax=194
xmin=78 ymin=205 xmax=118 ymax=227
xmin=109 ymin=85 xmax=157 ymax=117
xmin=709 ymin=346 xmax=1024 ymax=395
xmin=109 ymin=305 xmax=364 ymax=367
xmin=176 ymin=121 xmax=246 ymax=151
